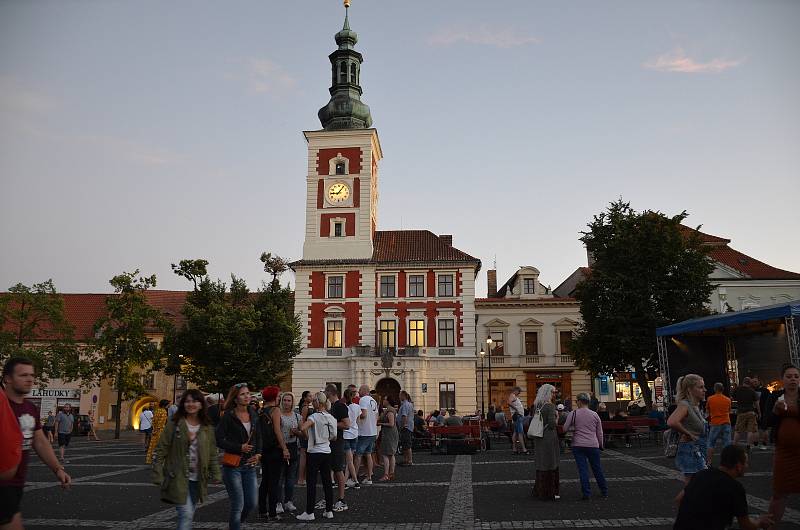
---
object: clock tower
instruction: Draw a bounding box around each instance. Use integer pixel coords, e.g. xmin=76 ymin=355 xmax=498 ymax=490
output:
xmin=302 ymin=5 xmax=381 ymax=261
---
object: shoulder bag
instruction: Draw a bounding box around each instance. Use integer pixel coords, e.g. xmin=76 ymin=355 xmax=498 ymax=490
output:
xmin=222 ymin=416 xmax=253 ymax=468
xmin=527 ymin=405 xmax=544 ymax=438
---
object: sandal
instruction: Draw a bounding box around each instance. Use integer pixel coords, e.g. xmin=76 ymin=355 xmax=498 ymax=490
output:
xmin=389 ymin=472 xmax=395 ymax=480
xmin=378 ymin=475 xmax=391 ymax=482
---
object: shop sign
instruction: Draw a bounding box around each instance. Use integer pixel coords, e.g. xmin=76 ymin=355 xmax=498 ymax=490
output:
xmin=29 ymin=388 xmax=81 ymax=399
xmin=613 ymin=372 xmax=632 ymax=382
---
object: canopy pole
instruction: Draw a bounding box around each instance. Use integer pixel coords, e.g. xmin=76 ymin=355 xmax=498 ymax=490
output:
xmin=787 ymin=316 xmax=800 ymax=367
xmin=657 ymin=336 xmax=671 ymax=407
xmin=725 ymin=338 xmax=738 ymax=387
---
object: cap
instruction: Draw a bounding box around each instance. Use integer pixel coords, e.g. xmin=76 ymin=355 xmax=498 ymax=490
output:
xmin=556 ymin=404 xmax=565 ymax=411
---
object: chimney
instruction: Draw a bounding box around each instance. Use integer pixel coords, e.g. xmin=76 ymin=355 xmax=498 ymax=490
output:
xmin=586 ymin=247 xmax=596 ymax=267
xmin=439 ymin=234 xmax=452 ymax=246
xmin=487 ymin=269 xmax=497 ymax=298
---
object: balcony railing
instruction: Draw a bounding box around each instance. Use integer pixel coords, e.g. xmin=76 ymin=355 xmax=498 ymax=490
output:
xmin=524 ymin=355 xmax=541 ymax=365
xmin=557 ymin=354 xmax=574 ymax=364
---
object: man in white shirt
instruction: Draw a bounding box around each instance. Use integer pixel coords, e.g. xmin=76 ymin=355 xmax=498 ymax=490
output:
xmin=354 ymin=385 xmax=378 ymax=485
xmin=138 ymin=405 xmax=154 ymax=450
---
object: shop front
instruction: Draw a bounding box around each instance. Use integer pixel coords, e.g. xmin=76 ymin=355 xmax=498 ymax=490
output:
xmin=594 ymin=372 xmax=662 ymax=409
xmin=525 ymin=370 xmax=572 ymax=407
xmin=26 ymin=388 xmax=82 ymax=418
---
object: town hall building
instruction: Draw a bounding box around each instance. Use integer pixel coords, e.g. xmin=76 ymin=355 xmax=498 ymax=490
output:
xmin=289 ymin=7 xmax=481 ymax=414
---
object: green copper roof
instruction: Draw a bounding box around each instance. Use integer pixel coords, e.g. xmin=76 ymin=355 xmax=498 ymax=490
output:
xmin=318 ymin=6 xmax=373 ymax=130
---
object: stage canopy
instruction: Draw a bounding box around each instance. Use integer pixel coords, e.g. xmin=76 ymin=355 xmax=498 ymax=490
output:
xmin=656 ymin=301 xmax=800 ymax=404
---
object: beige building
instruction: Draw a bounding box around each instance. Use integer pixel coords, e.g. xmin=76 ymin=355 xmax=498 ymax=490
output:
xmin=475 ymin=266 xmax=591 ymax=414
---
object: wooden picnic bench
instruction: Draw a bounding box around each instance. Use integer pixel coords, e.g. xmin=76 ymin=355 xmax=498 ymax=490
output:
xmin=429 ymin=422 xmax=485 ymax=454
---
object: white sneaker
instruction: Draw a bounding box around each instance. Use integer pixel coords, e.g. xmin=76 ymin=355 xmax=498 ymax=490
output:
xmin=284 ymin=501 xmax=297 ymax=512
xmin=333 ymin=500 xmax=348 ymax=512
xmin=296 ymin=512 xmax=315 ymax=521
xmin=362 ymin=479 xmax=373 ymax=485
xmin=323 ymin=511 xmax=334 ymax=519
xmin=275 ymin=503 xmax=284 ymax=514
xmin=315 ymin=499 xmax=327 ymax=510
xmin=345 ymin=478 xmax=357 ymax=487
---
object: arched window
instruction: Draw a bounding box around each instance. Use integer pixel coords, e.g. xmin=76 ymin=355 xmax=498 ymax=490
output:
xmin=339 ymin=62 xmax=347 ymax=84
xmin=350 ymin=63 xmax=357 ymax=84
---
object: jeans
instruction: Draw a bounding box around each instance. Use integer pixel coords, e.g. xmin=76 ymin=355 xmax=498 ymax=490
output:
xmin=222 ymin=464 xmax=258 ymax=530
xmin=280 ymin=443 xmax=299 ymax=504
xmin=572 ymin=446 xmax=608 ymax=498
xmin=175 ymin=480 xmax=200 ymax=530
xmin=258 ymin=450 xmax=284 ymax=516
xmin=708 ymin=424 xmax=732 ymax=449
xmin=306 ymin=452 xmax=333 ymax=513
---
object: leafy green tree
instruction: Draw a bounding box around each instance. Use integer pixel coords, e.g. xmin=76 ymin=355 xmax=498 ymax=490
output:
xmin=89 ymin=270 xmax=169 ymax=439
xmin=0 ymin=280 xmax=82 ymax=384
xmin=260 ymin=252 xmax=288 ymax=291
xmin=167 ymin=256 xmax=300 ymax=394
xmin=572 ymin=200 xmax=714 ymax=409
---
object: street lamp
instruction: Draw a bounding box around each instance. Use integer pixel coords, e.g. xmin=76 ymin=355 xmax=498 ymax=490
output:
xmin=486 ymin=336 xmax=493 ymax=409
xmin=479 ymin=348 xmax=486 ymax=417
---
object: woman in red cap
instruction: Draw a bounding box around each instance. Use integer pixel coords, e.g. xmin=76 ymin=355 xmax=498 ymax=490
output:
xmin=257 ymin=386 xmax=290 ymax=521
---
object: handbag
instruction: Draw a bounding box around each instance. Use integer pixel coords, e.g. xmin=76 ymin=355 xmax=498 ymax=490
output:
xmin=222 ymin=417 xmax=253 ymax=468
xmin=663 ymin=428 xmax=680 ymax=458
xmin=527 ymin=406 xmax=544 ymax=438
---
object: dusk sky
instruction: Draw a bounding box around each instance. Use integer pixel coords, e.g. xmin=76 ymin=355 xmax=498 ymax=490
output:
xmin=2 ymin=1 xmax=798 ymax=296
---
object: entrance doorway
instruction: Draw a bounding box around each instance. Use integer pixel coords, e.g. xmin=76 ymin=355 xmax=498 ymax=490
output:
xmin=488 ymin=379 xmax=517 ymax=413
xmin=375 ymin=377 xmax=401 ymax=406
xmin=525 ymin=371 xmax=572 ymax=407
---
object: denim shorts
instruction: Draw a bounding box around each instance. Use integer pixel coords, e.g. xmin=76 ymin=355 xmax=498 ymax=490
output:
xmin=675 ymin=438 xmax=707 ymax=475
xmin=356 ymin=435 xmax=377 ymax=456
xmin=514 ymin=416 xmax=525 ymax=434
xmin=708 ymin=424 xmax=732 ymax=449
xmin=343 ymin=437 xmax=358 ymax=453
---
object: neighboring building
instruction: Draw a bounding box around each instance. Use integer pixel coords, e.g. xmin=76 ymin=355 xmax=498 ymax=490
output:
xmin=289 ymin=9 xmax=481 ymax=414
xmin=2 ymin=291 xmax=188 ymax=430
xmin=554 ymin=225 xmax=800 ymax=406
xmin=475 ymin=267 xmax=591 ymax=413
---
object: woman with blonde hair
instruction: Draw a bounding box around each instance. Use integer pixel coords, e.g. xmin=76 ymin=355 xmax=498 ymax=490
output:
xmin=532 ymin=384 xmax=561 ymax=500
xmin=296 ymin=391 xmax=337 ymax=521
xmin=667 ymin=374 xmax=707 ymax=500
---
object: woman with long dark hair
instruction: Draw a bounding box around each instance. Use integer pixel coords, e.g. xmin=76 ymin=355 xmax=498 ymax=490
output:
xmin=216 ymin=384 xmax=262 ymax=530
xmin=296 ymin=390 xmax=312 ymax=486
xmin=768 ymin=364 xmax=800 ymax=526
xmin=152 ymin=389 xmax=220 ymax=530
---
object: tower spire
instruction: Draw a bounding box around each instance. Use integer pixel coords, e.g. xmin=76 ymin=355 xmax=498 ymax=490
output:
xmin=317 ymin=0 xmax=373 ymax=130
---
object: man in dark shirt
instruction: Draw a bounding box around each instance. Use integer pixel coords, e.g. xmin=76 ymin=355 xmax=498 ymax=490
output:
xmin=674 ymin=444 xmax=772 ymax=530
xmin=734 ymin=377 xmax=760 ymax=448
xmin=325 ymin=384 xmax=350 ymax=513
xmin=1 ymin=357 xmax=71 ymax=528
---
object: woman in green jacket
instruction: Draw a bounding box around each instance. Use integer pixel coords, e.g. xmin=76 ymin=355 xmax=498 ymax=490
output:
xmin=152 ymin=388 xmax=221 ymax=530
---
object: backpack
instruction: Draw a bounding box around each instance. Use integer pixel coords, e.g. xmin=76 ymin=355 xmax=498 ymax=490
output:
xmin=527 ymin=406 xmax=544 ymax=438
xmin=260 ymin=406 xmax=278 ymax=451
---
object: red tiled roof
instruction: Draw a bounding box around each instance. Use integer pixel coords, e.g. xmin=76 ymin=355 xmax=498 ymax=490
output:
xmin=707 ymin=246 xmax=800 ymax=280
xmin=475 ymin=296 xmax=577 ymax=304
xmin=373 ymin=230 xmax=480 ymax=264
xmin=678 ymin=225 xmax=730 ymax=245
xmin=1 ymin=290 xmax=189 ymax=341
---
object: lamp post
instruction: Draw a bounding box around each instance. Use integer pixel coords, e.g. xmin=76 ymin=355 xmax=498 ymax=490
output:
xmin=479 ymin=348 xmax=486 ymax=417
xmin=486 ymin=336 xmax=493 ymax=409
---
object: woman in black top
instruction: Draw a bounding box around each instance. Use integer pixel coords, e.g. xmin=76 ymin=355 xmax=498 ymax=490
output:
xmin=215 ymin=384 xmax=262 ymax=530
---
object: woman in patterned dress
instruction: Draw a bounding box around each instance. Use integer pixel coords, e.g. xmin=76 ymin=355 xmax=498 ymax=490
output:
xmin=146 ymin=399 xmax=170 ymax=464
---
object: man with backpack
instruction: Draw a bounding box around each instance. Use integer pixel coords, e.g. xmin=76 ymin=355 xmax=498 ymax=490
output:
xmin=258 ymin=386 xmax=290 ymax=521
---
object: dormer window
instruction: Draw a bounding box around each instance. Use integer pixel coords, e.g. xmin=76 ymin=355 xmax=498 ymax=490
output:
xmin=335 ymin=162 xmax=346 ymax=175
xmin=523 ymin=278 xmax=535 ymax=294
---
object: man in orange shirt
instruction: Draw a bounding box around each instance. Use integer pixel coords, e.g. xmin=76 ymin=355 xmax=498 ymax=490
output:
xmin=706 ymin=382 xmax=732 ymax=463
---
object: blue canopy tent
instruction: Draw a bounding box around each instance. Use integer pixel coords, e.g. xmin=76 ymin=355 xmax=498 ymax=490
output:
xmin=656 ymin=301 xmax=800 ymax=405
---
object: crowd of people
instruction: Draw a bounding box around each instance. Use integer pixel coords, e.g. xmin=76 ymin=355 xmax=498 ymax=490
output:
xmin=1 ymin=354 xmax=798 ymax=530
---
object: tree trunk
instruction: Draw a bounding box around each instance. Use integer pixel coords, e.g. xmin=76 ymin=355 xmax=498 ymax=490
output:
xmin=633 ymin=362 xmax=653 ymax=411
xmin=114 ymin=366 xmax=123 ymax=440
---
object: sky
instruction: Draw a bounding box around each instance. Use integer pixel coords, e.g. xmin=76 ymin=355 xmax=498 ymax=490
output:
xmin=1 ymin=1 xmax=798 ymax=297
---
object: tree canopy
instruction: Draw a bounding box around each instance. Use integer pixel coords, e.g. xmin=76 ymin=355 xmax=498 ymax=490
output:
xmin=571 ymin=200 xmax=715 ymax=408
xmin=167 ymin=255 xmax=301 ymax=394
xmin=0 ymin=280 xmax=83 ymax=384
xmin=89 ymin=270 xmax=169 ymax=438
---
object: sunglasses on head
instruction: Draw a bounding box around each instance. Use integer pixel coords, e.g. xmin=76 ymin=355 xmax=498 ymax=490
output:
xmin=234 ymin=383 xmax=248 ymax=389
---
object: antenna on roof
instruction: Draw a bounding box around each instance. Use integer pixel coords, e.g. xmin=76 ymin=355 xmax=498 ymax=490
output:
xmin=400 ymin=215 xmax=403 ymax=230
xmin=493 ymin=254 xmax=497 ymax=269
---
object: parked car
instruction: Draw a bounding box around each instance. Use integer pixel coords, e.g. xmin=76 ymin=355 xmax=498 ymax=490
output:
xmin=75 ymin=414 xmax=91 ymax=435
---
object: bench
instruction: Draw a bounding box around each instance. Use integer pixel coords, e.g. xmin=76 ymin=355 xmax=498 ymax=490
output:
xmin=429 ymin=423 xmax=485 ymax=454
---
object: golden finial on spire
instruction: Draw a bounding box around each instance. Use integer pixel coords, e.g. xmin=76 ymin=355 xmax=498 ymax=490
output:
xmin=344 ymin=0 xmax=351 ymax=7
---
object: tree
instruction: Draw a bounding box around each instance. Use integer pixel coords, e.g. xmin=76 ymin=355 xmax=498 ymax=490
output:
xmin=171 ymin=259 xmax=209 ymax=291
xmin=89 ymin=270 xmax=169 ymax=439
xmin=260 ymin=252 xmax=288 ymax=292
xmin=0 ymin=280 xmax=83 ymax=384
xmin=167 ymin=256 xmax=301 ymax=394
xmin=571 ymin=200 xmax=715 ymax=409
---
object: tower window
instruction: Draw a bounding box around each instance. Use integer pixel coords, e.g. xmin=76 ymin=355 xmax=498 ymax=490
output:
xmin=334 ymin=222 xmax=344 ymax=237
xmin=335 ymin=162 xmax=346 ymax=175
xmin=339 ymin=62 xmax=347 ymax=84
xmin=350 ymin=63 xmax=357 ymax=84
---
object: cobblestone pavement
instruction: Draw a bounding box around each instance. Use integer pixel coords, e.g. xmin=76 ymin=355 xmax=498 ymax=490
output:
xmin=19 ymin=433 xmax=800 ymax=529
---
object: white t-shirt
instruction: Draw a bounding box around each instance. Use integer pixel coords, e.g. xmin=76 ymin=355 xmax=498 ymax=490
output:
xmin=357 ymin=395 xmax=378 ymax=437
xmin=187 ymin=422 xmax=201 ymax=481
xmin=139 ymin=409 xmax=153 ymax=430
xmin=344 ymin=403 xmax=360 ymax=440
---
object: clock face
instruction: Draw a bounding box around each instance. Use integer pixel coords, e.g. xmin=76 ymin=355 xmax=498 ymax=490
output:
xmin=327 ymin=182 xmax=350 ymax=204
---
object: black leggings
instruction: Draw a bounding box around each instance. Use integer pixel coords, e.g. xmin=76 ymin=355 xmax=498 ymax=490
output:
xmin=258 ymin=450 xmax=284 ymax=516
xmin=306 ymin=452 xmax=333 ymax=513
